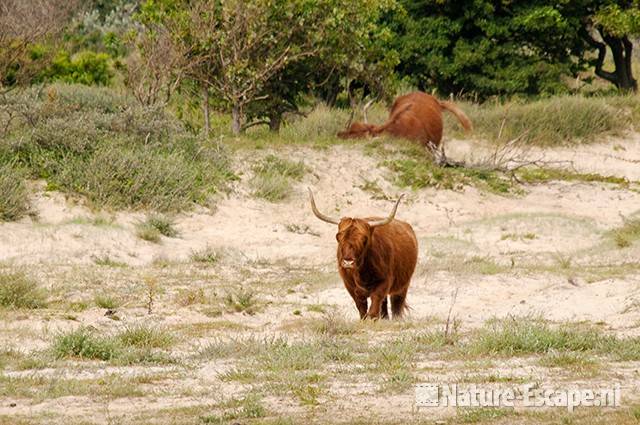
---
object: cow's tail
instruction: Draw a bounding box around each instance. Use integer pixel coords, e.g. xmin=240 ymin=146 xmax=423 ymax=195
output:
xmin=439 ymin=101 xmax=473 ymax=132
xmin=391 ymin=293 xmax=411 ymax=319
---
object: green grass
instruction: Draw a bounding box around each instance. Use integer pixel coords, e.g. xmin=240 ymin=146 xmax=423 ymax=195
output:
xmin=0 ymin=84 xmax=235 ymax=212
xmin=94 ymin=293 xmax=120 ymax=309
xmin=367 ymin=338 xmax=416 ymax=391
xmin=449 ymin=95 xmax=640 ymax=146
xmin=190 ymin=246 xmax=222 ymax=264
xmin=517 ymin=167 xmax=630 ymax=187
xmin=116 ymin=324 xmax=174 ymax=349
xmin=384 ymin=157 xmax=513 ymax=194
xmin=609 ymin=216 xmax=640 ymax=248
xmin=135 ymin=214 xmax=178 ymax=243
xmin=250 ymin=154 xmax=306 ymax=202
xmin=456 ymin=407 xmax=515 ymax=424
xmin=467 ymin=318 xmax=640 ymax=360
xmin=223 ymin=288 xmax=261 ymax=315
xmin=200 ymin=393 xmax=267 ymax=424
xmin=0 ymin=164 xmax=31 ymax=221
xmin=538 ymin=351 xmax=601 ymax=375
xmin=52 ymin=328 xmax=121 ymax=361
xmin=51 ymin=325 xmax=175 ymax=364
xmin=0 ymin=272 xmax=46 ymax=309
xmin=0 ymin=373 xmax=147 ymax=401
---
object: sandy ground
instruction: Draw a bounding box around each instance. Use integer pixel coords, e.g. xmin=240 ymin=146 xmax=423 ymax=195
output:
xmin=1 ymin=135 xmax=640 ymax=424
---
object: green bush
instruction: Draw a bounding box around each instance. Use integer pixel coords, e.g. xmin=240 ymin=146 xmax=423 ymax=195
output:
xmin=52 ymin=328 xmax=120 ymax=361
xmin=43 ymin=50 xmax=114 ymax=86
xmin=0 ymin=164 xmax=31 ymax=221
xmin=1 ymin=84 xmax=235 ymax=212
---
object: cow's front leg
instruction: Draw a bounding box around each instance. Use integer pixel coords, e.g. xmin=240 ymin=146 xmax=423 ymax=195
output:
xmin=366 ymin=285 xmax=389 ymax=320
xmin=344 ymin=284 xmax=368 ymax=319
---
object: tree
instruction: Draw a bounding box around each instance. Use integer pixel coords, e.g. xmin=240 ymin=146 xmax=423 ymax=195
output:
xmin=581 ymin=1 xmax=640 ymax=92
xmin=0 ymin=0 xmax=80 ymax=92
xmin=390 ymin=1 xmax=584 ymax=100
xmin=124 ymin=26 xmax=188 ymax=106
xmin=138 ymin=0 xmax=399 ymax=134
xmin=392 ymin=1 xmax=640 ymax=98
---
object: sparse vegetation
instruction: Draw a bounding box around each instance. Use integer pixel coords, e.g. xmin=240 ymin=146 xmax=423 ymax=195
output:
xmin=517 ymin=167 xmax=631 ymax=187
xmin=250 ymin=155 xmax=306 ymax=202
xmin=0 ymin=164 xmax=31 ymax=221
xmin=52 ymin=325 xmax=174 ymax=364
xmin=190 ymin=246 xmax=222 ymax=264
xmin=610 ymin=216 xmax=640 ymax=248
xmin=468 ymin=318 xmax=640 ymax=361
xmin=94 ymin=293 xmax=120 ymax=309
xmin=223 ymin=288 xmax=260 ymax=315
xmin=136 ymin=214 xmax=178 ymax=243
xmin=385 ymin=157 xmax=513 ymax=194
xmin=0 ymin=272 xmax=46 ymax=309
xmin=449 ymin=96 xmax=640 ymax=146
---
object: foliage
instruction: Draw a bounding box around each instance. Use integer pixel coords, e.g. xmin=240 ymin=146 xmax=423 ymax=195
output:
xmin=391 ymin=1 xmax=583 ymax=99
xmin=451 ymin=95 xmax=635 ymax=146
xmin=0 ymin=164 xmax=31 ymax=221
xmin=392 ymin=0 xmax=640 ymax=97
xmin=40 ymin=50 xmax=113 ymax=85
xmin=0 ymin=0 xmax=79 ymax=90
xmin=138 ymin=0 xmax=399 ymax=133
xmin=250 ymin=155 xmax=306 ymax=201
xmin=0 ymin=84 xmax=235 ymax=212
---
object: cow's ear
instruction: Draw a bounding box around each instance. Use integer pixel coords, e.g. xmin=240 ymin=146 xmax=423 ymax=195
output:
xmin=335 ymin=233 xmax=340 ymax=242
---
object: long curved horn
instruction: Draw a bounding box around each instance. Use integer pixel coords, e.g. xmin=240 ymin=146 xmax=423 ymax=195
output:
xmin=368 ymin=194 xmax=405 ymax=228
xmin=308 ymin=188 xmax=340 ymax=225
xmin=362 ymin=99 xmax=374 ymax=124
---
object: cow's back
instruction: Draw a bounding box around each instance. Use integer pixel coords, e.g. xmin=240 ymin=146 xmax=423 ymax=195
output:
xmin=385 ymin=92 xmax=443 ymax=146
xmin=366 ymin=218 xmax=418 ymax=292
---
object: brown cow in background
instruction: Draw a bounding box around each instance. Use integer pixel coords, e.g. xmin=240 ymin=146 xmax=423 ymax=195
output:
xmin=308 ymin=188 xmax=418 ymax=320
xmin=337 ymin=91 xmax=472 ymax=150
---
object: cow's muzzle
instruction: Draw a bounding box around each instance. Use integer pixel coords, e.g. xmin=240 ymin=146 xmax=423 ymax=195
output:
xmin=341 ymin=259 xmax=355 ymax=269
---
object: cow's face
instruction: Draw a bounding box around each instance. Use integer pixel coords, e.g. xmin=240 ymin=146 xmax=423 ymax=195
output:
xmin=337 ymin=122 xmax=375 ymax=139
xmin=336 ymin=218 xmax=372 ymax=270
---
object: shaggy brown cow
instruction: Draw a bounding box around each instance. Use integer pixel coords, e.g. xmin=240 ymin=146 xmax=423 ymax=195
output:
xmin=308 ymin=189 xmax=418 ymax=319
xmin=337 ymin=91 xmax=472 ymax=149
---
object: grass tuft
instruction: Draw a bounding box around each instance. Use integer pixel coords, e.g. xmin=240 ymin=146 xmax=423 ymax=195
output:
xmin=610 ymin=216 xmax=640 ymax=248
xmin=0 ymin=164 xmax=31 ymax=221
xmin=52 ymin=325 xmax=174 ymax=363
xmin=0 ymin=272 xmax=46 ymax=309
xmin=52 ymin=328 xmax=120 ymax=361
xmin=250 ymin=154 xmax=306 ymax=202
xmin=116 ymin=325 xmax=174 ymax=349
xmin=450 ymin=95 xmax=638 ymax=146
xmin=136 ymin=214 xmax=178 ymax=242
xmin=190 ymin=246 xmax=222 ymax=264
xmin=224 ymin=288 xmax=260 ymax=315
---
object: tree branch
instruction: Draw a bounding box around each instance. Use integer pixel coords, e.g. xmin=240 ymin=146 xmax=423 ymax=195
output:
xmin=580 ymin=27 xmax=617 ymax=84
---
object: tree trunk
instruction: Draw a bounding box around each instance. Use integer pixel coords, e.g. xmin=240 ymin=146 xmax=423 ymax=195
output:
xmin=268 ymin=114 xmax=281 ymax=132
xmin=231 ymin=103 xmax=242 ymax=135
xmin=202 ymin=84 xmax=210 ymax=135
xmin=602 ymin=33 xmax=637 ymax=92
